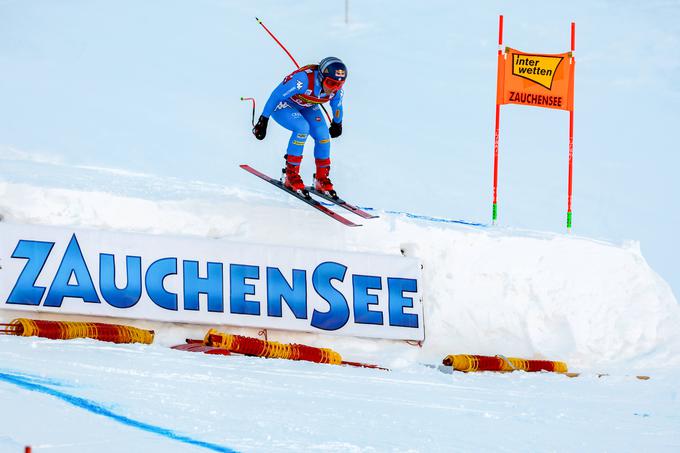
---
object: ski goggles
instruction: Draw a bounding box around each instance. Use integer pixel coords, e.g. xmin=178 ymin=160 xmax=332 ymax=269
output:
xmin=322 ymin=77 xmax=345 ymax=91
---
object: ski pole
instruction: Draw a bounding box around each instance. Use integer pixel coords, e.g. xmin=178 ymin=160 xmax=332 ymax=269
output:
xmin=240 ymin=97 xmax=256 ymax=126
xmin=255 ymin=17 xmax=300 ymax=68
xmin=254 ymin=17 xmax=332 ymax=123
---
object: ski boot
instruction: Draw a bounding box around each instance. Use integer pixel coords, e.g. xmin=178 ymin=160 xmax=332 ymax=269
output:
xmin=313 ymin=158 xmax=337 ymax=199
xmin=281 ymin=154 xmax=308 ymax=196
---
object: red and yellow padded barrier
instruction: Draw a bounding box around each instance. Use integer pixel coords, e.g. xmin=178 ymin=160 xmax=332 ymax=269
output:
xmin=0 ymin=318 xmax=154 ymax=345
xmin=203 ymin=329 xmax=342 ymax=365
xmin=443 ymin=354 xmax=568 ymax=373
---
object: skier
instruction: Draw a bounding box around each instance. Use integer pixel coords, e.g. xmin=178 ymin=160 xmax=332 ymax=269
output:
xmin=251 ymin=56 xmax=346 ymax=197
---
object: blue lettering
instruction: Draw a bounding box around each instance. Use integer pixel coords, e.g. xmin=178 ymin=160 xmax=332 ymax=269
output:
xmin=183 ymin=261 xmax=224 ymax=312
xmin=99 ymin=254 xmax=142 ymax=309
xmin=388 ymin=278 xmax=419 ymax=328
xmin=44 ymin=235 xmax=100 ymax=307
xmin=266 ymin=267 xmax=307 ymax=319
xmin=311 ymin=262 xmax=349 ymax=331
xmin=7 ymin=240 xmax=54 ymax=306
xmin=229 ymin=264 xmax=260 ymax=315
xmin=352 ymin=275 xmax=383 ymax=325
xmin=145 ymin=258 xmax=178 ymax=311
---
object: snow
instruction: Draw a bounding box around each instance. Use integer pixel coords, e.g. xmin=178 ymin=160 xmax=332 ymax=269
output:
xmin=1 ymin=176 xmax=679 ymax=370
xmin=1 ymin=171 xmax=680 ymax=451
xmin=2 ymin=336 xmax=679 ymax=453
xmin=0 ymin=0 xmax=679 ymax=451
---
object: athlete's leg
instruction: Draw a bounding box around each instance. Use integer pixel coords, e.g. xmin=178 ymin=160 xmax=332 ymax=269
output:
xmin=300 ymin=105 xmax=331 ymax=159
xmin=271 ymin=102 xmax=310 ymax=191
xmin=271 ymin=102 xmax=310 ymax=158
xmin=300 ymin=106 xmax=335 ymax=194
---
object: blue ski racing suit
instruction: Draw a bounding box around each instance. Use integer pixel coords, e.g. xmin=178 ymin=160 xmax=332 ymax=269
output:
xmin=261 ymin=65 xmax=344 ymax=160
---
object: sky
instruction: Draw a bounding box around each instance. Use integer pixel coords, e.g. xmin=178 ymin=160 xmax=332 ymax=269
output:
xmin=0 ymin=0 xmax=677 ymax=296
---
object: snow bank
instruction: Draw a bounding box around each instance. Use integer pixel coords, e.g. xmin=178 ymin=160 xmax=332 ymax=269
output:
xmin=1 ymin=179 xmax=678 ymax=372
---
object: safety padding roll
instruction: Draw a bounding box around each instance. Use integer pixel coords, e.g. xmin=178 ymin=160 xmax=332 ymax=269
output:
xmin=1 ymin=318 xmax=154 ymax=344
xmin=204 ymin=329 xmax=342 ymax=365
xmin=443 ymin=354 xmax=568 ymax=373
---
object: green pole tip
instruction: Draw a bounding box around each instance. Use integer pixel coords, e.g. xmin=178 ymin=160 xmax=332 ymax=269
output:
xmin=566 ymin=211 xmax=573 ymax=229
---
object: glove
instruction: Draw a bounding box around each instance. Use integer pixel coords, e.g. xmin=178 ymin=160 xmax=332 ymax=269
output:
xmin=329 ymin=121 xmax=342 ymax=138
xmin=252 ymin=115 xmax=269 ymax=140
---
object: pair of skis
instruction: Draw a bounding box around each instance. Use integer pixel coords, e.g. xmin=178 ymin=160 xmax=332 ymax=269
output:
xmin=240 ymin=164 xmax=378 ymax=227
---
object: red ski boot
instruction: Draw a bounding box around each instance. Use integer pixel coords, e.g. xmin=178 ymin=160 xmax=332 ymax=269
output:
xmin=281 ymin=154 xmax=306 ymax=193
xmin=313 ymin=158 xmax=337 ymax=199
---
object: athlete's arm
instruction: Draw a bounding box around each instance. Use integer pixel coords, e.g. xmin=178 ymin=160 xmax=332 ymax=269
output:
xmin=261 ymin=73 xmax=307 ymax=118
xmin=329 ymin=89 xmax=344 ymax=124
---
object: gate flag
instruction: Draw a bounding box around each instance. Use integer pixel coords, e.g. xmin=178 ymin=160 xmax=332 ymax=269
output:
xmin=491 ymin=16 xmax=576 ymax=230
xmin=497 ymin=47 xmax=574 ymax=111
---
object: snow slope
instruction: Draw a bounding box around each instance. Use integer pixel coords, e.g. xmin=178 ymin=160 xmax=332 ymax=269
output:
xmin=2 ymin=336 xmax=679 ymax=453
xmin=1 ymin=122 xmax=679 ymax=453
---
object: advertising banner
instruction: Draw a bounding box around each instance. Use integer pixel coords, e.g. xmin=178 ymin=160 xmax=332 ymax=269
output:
xmin=0 ymin=223 xmax=424 ymax=341
xmin=497 ymin=47 xmax=574 ymax=111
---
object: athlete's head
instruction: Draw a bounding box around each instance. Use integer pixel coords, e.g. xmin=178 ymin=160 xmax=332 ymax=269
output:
xmin=318 ymin=57 xmax=347 ymax=93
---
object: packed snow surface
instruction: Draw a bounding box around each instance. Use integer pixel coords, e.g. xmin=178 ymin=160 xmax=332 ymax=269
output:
xmin=1 ymin=170 xmax=679 ymax=451
xmin=2 ymin=336 xmax=679 ymax=453
xmin=1 ymin=175 xmax=679 ymax=371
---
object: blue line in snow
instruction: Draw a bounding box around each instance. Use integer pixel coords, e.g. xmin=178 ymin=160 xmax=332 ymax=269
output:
xmin=3 ymin=370 xmax=69 ymax=388
xmin=315 ymin=202 xmax=487 ymax=227
xmin=384 ymin=210 xmax=488 ymax=227
xmin=0 ymin=371 xmax=238 ymax=453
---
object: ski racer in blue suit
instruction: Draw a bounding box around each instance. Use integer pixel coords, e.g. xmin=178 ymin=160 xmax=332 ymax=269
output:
xmin=252 ymin=57 xmax=347 ymax=197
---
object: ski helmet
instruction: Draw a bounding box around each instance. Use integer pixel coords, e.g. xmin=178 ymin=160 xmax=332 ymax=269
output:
xmin=318 ymin=56 xmax=347 ymax=91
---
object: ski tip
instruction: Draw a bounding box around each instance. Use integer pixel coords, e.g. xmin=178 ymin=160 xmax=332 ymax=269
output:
xmin=354 ymin=210 xmax=379 ymax=220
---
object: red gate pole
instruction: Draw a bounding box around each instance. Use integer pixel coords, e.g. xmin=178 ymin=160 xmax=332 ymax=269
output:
xmin=492 ymin=14 xmax=504 ymax=225
xmin=567 ymin=22 xmax=575 ymax=231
